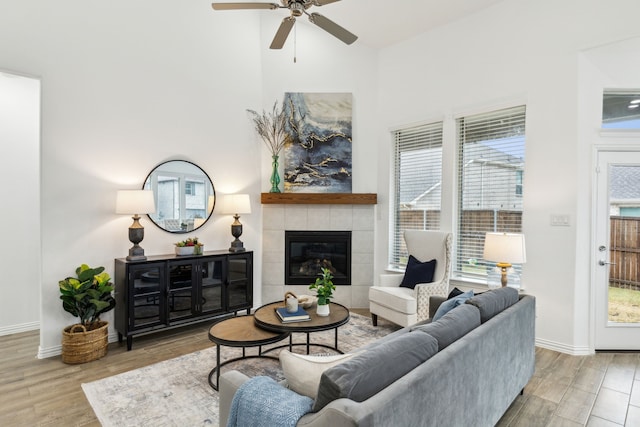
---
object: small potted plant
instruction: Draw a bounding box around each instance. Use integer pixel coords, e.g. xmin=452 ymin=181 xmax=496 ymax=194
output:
xmin=309 ymin=267 xmax=336 ymax=317
xmin=58 ymin=264 xmax=116 ymax=364
xmin=175 ymin=237 xmax=204 ymax=256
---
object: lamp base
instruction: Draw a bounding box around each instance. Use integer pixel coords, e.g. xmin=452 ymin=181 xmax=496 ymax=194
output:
xmin=229 ymin=218 xmax=245 ymax=252
xmin=126 ymin=244 xmax=147 ymax=262
xmin=229 ymin=239 xmax=246 ymax=253
xmin=496 ymin=262 xmax=512 ymax=287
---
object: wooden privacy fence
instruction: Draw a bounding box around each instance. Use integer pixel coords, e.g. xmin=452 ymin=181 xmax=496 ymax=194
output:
xmin=397 ymin=209 xmax=522 ymax=266
xmin=610 ymin=216 xmax=640 ymax=291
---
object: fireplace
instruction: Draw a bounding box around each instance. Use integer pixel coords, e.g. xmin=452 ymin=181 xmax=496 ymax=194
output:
xmin=285 ymin=231 xmax=352 ymax=286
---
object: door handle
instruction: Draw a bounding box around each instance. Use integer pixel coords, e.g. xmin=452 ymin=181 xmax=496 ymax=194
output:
xmin=598 ymin=260 xmax=616 ymax=266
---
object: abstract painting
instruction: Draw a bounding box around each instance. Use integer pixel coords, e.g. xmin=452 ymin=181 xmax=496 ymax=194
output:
xmin=283 ymin=92 xmax=352 ymax=193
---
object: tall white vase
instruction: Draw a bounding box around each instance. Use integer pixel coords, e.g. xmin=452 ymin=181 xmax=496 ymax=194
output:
xmin=316 ymin=303 xmax=330 ymax=317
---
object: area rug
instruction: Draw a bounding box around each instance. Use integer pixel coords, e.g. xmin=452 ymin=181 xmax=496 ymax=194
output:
xmin=82 ymin=313 xmax=398 ymax=427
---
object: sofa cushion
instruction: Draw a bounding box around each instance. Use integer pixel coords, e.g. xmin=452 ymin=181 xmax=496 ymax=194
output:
xmin=410 ymin=304 xmax=481 ymax=350
xmin=279 ymin=350 xmax=357 ymax=399
xmin=432 ymin=290 xmax=474 ymax=321
xmin=465 ymin=286 xmax=519 ymax=323
xmin=369 ymin=286 xmax=417 ymax=314
xmin=399 ymin=255 xmax=437 ymax=289
xmin=312 ymin=330 xmax=438 ymax=412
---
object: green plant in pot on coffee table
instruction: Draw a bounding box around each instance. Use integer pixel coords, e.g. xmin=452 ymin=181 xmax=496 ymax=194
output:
xmin=58 ymin=264 xmax=115 ymax=364
xmin=309 ymin=267 xmax=336 ymax=316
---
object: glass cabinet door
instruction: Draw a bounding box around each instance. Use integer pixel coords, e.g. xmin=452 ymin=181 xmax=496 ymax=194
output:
xmin=199 ymin=258 xmax=224 ymax=315
xmin=227 ymin=254 xmax=252 ymax=311
xmin=130 ymin=263 xmax=165 ymax=329
xmin=167 ymin=261 xmax=195 ymax=321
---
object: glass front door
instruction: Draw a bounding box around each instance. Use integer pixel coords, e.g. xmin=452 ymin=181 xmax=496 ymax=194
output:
xmin=594 ymin=150 xmax=640 ymax=349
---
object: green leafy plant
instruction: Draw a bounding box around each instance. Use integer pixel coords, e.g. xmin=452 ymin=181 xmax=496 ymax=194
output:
xmin=309 ymin=267 xmax=336 ymax=305
xmin=59 ymin=264 xmax=116 ymax=328
xmin=175 ymin=237 xmax=203 ymax=247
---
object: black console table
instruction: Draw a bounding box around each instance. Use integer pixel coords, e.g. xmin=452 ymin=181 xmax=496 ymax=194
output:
xmin=114 ymin=250 xmax=253 ymax=350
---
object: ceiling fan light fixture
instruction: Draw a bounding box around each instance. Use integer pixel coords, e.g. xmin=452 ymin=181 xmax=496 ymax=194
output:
xmin=211 ymin=0 xmax=357 ymax=48
xmin=290 ymin=2 xmax=304 ymax=16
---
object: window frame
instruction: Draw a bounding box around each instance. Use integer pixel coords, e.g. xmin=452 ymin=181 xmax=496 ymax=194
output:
xmin=454 ymin=105 xmax=527 ymax=282
xmin=389 ymin=121 xmax=444 ymax=270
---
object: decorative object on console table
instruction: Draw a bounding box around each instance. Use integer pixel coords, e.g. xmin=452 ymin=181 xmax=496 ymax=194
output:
xmin=247 ymin=101 xmax=291 ymax=193
xmin=282 ymin=92 xmax=352 ymax=193
xmin=482 ymin=232 xmax=526 ymax=288
xmin=58 ymin=264 xmax=115 ymax=364
xmin=116 ymin=189 xmax=156 ymax=261
xmin=309 ymin=267 xmax=336 ymax=317
xmin=221 ymin=194 xmax=251 ymax=252
xmin=174 ymin=237 xmax=204 ymax=256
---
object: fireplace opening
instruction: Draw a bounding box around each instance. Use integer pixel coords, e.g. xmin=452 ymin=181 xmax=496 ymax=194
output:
xmin=285 ymin=231 xmax=352 ymax=286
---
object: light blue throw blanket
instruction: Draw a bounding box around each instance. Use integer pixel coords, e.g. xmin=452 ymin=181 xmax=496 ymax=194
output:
xmin=227 ymin=376 xmax=313 ymax=427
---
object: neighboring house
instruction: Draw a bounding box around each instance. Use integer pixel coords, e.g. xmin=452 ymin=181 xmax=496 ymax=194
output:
xmin=610 ymin=165 xmax=640 ymax=217
xmin=403 ymin=142 xmax=524 ymax=212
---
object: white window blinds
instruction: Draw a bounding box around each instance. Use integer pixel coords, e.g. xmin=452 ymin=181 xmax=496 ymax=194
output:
xmin=455 ymin=105 xmax=526 ymax=279
xmin=390 ymin=121 xmax=443 ymax=269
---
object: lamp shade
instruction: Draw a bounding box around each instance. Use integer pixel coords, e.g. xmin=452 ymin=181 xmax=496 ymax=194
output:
xmin=220 ymin=194 xmax=251 ymax=215
xmin=483 ymin=232 xmax=526 ymax=264
xmin=116 ymin=190 xmax=156 ymax=215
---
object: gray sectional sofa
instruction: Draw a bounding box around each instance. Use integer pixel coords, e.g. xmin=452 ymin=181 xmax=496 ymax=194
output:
xmin=219 ymin=287 xmax=535 ymax=427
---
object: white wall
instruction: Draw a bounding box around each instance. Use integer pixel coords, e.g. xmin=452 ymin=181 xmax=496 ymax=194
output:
xmin=577 ymin=36 xmax=640 ymax=351
xmin=0 ymin=1 xmax=379 ymax=357
xmin=258 ymin=13 xmax=379 ymax=195
xmin=0 ymin=71 xmax=40 ymax=335
xmin=375 ymin=0 xmax=640 ymax=354
xmin=0 ymin=0 xmax=267 ymax=356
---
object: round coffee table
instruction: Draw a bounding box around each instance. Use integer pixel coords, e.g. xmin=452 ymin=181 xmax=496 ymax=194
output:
xmin=207 ymin=315 xmax=289 ymax=390
xmin=253 ymin=302 xmax=350 ymax=354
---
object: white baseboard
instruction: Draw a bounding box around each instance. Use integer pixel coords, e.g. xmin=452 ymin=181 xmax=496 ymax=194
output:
xmin=0 ymin=321 xmax=39 ymax=337
xmin=37 ymin=331 xmax=121 ymax=359
xmin=38 ymin=343 xmax=62 ymax=359
xmin=536 ymin=337 xmax=592 ymax=356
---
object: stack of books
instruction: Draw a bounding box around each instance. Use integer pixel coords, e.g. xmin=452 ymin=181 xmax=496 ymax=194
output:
xmin=276 ymin=306 xmax=311 ymax=323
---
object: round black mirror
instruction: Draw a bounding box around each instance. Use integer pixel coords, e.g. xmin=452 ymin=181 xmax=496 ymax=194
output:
xmin=143 ymin=160 xmax=215 ymax=233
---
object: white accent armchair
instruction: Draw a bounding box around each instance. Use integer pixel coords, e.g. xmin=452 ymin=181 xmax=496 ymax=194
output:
xmin=369 ymin=230 xmax=452 ymax=327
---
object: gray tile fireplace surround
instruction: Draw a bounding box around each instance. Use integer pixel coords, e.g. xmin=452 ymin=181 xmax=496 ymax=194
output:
xmin=262 ymin=204 xmax=375 ymax=309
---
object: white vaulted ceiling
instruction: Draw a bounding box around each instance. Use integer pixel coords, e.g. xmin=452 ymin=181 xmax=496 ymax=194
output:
xmin=270 ymin=0 xmax=506 ymax=48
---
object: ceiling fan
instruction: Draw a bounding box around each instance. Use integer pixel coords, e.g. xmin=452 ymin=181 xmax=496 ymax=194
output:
xmin=211 ymin=0 xmax=357 ymax=49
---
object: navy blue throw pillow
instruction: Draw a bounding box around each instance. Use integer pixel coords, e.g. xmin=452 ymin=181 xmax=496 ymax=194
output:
xmin=399 ymin=255 xmax=437 ymax=289
xmin=447 ymin=287 xmax=464 ymax=299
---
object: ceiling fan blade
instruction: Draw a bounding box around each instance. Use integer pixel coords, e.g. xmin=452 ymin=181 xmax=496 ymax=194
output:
xmin=313 ymin=0 xmax=341 ymax=6
xmin=270 ymin=17 xmax=296 ymax=49
xmin=308 ymin=12 xmax=357 ymax=45
xmin=211 ymin=2 xmax=279 ymax=10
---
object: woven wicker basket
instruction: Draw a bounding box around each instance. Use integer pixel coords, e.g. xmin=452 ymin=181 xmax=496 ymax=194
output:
xmin=61 ymin=321 xmax=109 ymax=364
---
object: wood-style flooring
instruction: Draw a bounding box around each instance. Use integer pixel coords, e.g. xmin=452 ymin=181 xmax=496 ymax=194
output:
xmin=1 ymin=311 xmax=639 ymax=426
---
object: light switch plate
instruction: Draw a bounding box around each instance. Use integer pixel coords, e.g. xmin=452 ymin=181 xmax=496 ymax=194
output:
xmin=550 ymin=214 xmax=570 ymax=226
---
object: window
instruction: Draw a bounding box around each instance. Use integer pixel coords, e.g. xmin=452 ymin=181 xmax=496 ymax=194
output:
xmin=185 ymin=181 xmax=195 ymax=196
xmin=390 ymin=121 xmax=443 ymax=269
xmin=602 ymin=91 xmax=640 ymax=129
xmin=455 ymin=105 xmax=526 ymax=280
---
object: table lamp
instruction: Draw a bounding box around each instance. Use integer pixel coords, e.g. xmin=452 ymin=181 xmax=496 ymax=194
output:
xmin=221 ymin=194 xmax=251 ymax=252
xmin=482 ymin=232 xmax=526 ymax=287
xmin=116 ymin=190 xmax=156 ymax=261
